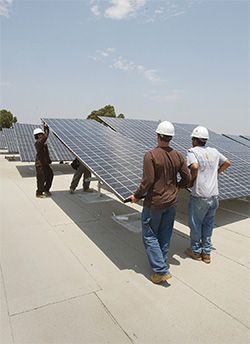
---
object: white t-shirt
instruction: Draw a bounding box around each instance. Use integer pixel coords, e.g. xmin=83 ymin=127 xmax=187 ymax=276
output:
xmin=187 ymin=146 xmax=227 ymax=197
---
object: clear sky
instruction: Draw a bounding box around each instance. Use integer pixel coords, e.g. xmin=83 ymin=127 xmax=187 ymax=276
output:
xmin=1 ymin=0 xmax=249 ymax=135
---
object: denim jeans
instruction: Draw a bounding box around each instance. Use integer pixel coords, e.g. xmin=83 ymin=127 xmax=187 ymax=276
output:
xmin=188 ymin=196 xmax=219 ymax=254
xmin=141 ymin=206 xmax=176 ymax=275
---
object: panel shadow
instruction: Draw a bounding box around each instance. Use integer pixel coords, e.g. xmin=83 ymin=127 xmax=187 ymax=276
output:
xmin=50 ymin=190 xmax=192 ymax=282
xmin=16 ymin=162 xmax=74 ymax=178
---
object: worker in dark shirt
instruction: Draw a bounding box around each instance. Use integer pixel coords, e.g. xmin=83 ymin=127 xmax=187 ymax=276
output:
xmin=34 ymin=120 xmax=53 ymax=198
xmin=127 ymin=121 xmax=190 ymax=284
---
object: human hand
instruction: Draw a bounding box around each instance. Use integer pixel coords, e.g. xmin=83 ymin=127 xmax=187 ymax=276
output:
xmin=42 ymin=120 xmax=48 ymax=127
xmin=125 ymin=195 xmax=139 ymax=203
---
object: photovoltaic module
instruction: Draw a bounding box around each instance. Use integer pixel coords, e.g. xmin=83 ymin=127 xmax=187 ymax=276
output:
xmin=2 ymin=128 xmax=19 ymax=153
xmin=42 ymin=118 xmax=149 ymax=201
xmin=222 ymin=134 xmax=250 ymax=148
xmin=99 ymin=117 xmax=250 ymax=200
xmin=14 ymin=122 xmax=74 ymax=162
xmin=0 ymin=131 xmax=7 ymax=149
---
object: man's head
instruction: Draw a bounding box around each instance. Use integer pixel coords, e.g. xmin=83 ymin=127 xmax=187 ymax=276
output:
xmin=155 ymin=121 xmax=175 ymax=142
xmin=191 ymin=126 xmax=209 ymax=146
xmin=33 ymin=128 xmax=44 ymax=140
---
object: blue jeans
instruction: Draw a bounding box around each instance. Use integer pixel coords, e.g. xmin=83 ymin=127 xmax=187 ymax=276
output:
xmin=188 ymin=196 xmax=219 ymax=254
xmin=141 ymin=206 xmax=176 ymax=275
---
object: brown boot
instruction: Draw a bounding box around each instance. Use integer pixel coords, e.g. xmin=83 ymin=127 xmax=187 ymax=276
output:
xmin=150 ymin=273 xmax=172 ymax=284
xmin=185 ymin=248 xmax=202 ymax=261
xmin=202 ymin=252 xmax=211 ymax=264
xmin=36 ymin=194 xmax=46 ymax=198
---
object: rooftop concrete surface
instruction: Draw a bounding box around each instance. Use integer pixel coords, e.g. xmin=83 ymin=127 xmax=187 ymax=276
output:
xmin=0 ymin=152 xmax=249 ymax=344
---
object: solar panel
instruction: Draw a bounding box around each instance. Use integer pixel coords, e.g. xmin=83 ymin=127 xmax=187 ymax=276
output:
xmin=0 ymin=131 xmax=7 ymax=149
xmin=42 ymin=118 xmax=149 ymax=201
xmin=239 ymin=135 xmax=250 ymax=141
xmin=170 ymin=123 xmax=250 ymax=161
xmin=222 ymin=134 xmax=250 ymax=148
xmin=175 ymin=123 xmax=250 ymax=200
xmin=13 ymin=123 xmax=74 ymax=162
xmin=98 ymin=117 xmax=250 ymax=200
xmin=2 ymin=128 xmax=19 ymax=153
xmin=99 ymin=117 xmax=191 ymax=156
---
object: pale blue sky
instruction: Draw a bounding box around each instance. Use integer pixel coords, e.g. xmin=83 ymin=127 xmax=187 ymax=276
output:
xmin=1 ymin=0 xmax=249 ymax=135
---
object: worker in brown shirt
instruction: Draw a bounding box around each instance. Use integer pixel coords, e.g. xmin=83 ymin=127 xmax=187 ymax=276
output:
xmin=127 ymin=121 xmax=190 ymax=284
xmin=34 ymin=120 xmax=54 ymax=198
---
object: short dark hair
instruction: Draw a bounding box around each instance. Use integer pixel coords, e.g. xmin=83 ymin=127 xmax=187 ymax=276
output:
xmin=192 ymin=137 xmax=207 ymax=146
xmin=159 ymin=134 xmax=172 ymax=142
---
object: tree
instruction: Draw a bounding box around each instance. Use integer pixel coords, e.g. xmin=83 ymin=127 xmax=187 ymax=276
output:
xmin=87 ymin=105 xmax=125 ymax=123
xmin=0 ymin=110 xmax=17 ymax=130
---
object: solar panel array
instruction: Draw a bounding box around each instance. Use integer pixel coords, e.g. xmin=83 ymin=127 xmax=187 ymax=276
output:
xmin=99 ymin=117 xmax=250 ymax=200
xmin=2 ymin=128 xmax=19 ymax=153
xmin=42 ymin=118 xmax=149 ymax=201
xmin=13 ymin=123 xmax=74 ymax=162
xmin=240 ymin=135 xmax=250 ymax=141
xmin=0 ymin=131 xmax=7 ymax=149
xmin=222 ymin=134 xmax=250 ymax=148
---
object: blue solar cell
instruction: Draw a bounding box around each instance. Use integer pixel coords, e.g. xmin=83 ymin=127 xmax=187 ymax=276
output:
xmin=0 ymin=131 xmax=7 ymax=149
xmin=2 ymin=128 xmax=19 ymax=153
xmin=239 ymin=135 xmax=250 ymax=142
xmin=42 ymin=118 xmax=149 ymax=201
xmin=222 ymin=134 xmax=250 ymax=148
xmin=14 ymin=123 xmax=74 ymax=162
xmin=99 ymin=117 xmax=250 ymax=200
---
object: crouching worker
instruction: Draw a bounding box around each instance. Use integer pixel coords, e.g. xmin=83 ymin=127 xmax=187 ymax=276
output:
xmin=69 ymin=158 xmax=93 ymax=194
xmin=33 ymin=120 xmax=54 ymax=198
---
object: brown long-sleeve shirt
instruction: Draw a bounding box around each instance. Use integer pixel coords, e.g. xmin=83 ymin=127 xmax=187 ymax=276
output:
xmin=35 ymin=126 xmax=51 ymax=167
xmin=134 ymin=146 xmax=190 ymax=209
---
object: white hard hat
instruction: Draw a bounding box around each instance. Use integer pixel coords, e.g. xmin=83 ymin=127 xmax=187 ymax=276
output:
xmin=156 ymin=121 xmax=175 ymax=136
xmin=33 ymin=128 xmax=44 ymax=136
xmin=191 ymin=126 xmax=209 ymax=140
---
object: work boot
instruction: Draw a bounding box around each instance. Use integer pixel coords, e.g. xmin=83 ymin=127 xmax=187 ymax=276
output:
xmin=202 ymin=252 xmax=211 ymax=264
xmin=44 ymin=191 xmax=51 ymax=196
xmin=185 ymin=248 xmax=202 ymax=261
xmin=69 ymin=188 xmax=74 ymax=194
xmin=83 ymin=188 xmax=93 ymax=193
xmin=36 ymin=194 xmax=46 ymax=198
xmin=150 ymin=273 xmax=172 ymax=284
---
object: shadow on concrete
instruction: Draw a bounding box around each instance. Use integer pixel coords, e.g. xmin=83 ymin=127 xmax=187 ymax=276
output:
xmin=49 ymin=186 xmax=249 ymax=285
xmin=51 ymin=188 xmax=249 ymax=282
xmin=5 ymin=155 xmax=20 ymax=161
xmin=215 ymin=197 xmax=250 ymax=226
xmin=50 ymin=189 xmax=192 ymax=286
xmin=176 ymin=190 xmax=250 ymax=227
xmin=16 ymin=162 xmax=74 ymax=178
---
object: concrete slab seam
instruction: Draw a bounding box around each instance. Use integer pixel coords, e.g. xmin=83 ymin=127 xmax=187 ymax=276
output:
xmin=0 ymin=263 xmax=15 ymax=343
xmin=95 ymin=292 xmax=134 ymax=344
xmin=48 ymin=223 xmax=103 ymax=292
xmin=173 ymin=275 xmax=250 ymax=331
xmin=173 ymin=229 xmax=250 ymax=268
xmin=8 ymin=290 xmax=102 ymax=318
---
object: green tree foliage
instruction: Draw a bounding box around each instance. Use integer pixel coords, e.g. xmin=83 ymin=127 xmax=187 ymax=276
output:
xmin=87 ymin=105 xmax=125 ymax=123
xmin=0 ymin=110 xmax=17 ymax=130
